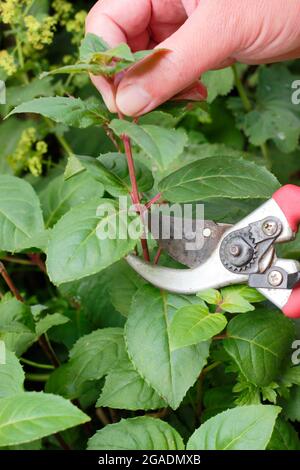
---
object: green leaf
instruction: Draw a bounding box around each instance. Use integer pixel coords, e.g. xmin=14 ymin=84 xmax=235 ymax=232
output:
xmin=0 ymin=392 xmax=90 ymax=447
xmin=60 ymin=269 xmax=123 ymax=330
xmin=6 ymin=77 xmax=54 ymax=107
xmin=0 ymin=175 xmax=45 ymax=252
xmin=107 ymin=260 xmax=146 ymax=317
xmin=219 ymin=286 xmax=261 ymax=313
xmin=97 ymin=357 xmax=166 ymax=410
xmin=88 ymin=417 xmax=184 ymax=450
xmin=0 ymin=349 xmax=24 ymax=398
xmin=40 ymin=172 xmax=105 ymax=228
xmin=202 ymin=385 xmax=235 ymax=422
xmin=0 ymin=296 xmax=35 ymax=334
xmin=280 ymin=386 xmax=300 ymax=422
xmin=169 ymin=304 xmax=227 ymax=350
xmin=202 ymin=67 xmax=234 ymax=103
xmin=158 ymin=157 xmax=280 ymax=202
xmin=46 ymin=198 xmax=138 ymax=285
xmin=7 ymin=97 xmax=108 ymax=128
xmin=196 ymin=289 xmax=222 ymax=305
xmin=267 ymin=418 xmax=300 ymax=450
xmin=64 ymin=154 xmax=129 ymax=197
xmin=46 ymin=328 xmax=126 ymax=399
xmin=109 ymin=120 xmax=187 ymax=170
xmin=187 ymin=405 xmax=280 ymax=450
xmin=125 ymin=286 xmax=210 ymax=409
xmin=224 ymin=310 xmax=295 ymax=386
xmin=230 ymin=65 xmax=300 ymax=153
xmin=79 ymin=33 xmax=109 ymax=62
xmin=100 ymin=152 xmax=154 ymax=193
xmin=35 ymin=313 xmax=69 ymax=337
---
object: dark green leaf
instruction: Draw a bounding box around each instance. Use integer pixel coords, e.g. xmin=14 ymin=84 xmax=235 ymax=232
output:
xmin=158 ymin=157 xmax=280 ymax=202
xmin=125 ymin=286 xmax=210 ymax=409
xmin=267 ymin=417 xmax=300 ymax=450
xmin=224 ymin=310 xmax=295 ymax=386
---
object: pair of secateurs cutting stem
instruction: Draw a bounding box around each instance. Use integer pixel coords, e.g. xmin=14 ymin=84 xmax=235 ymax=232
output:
xmin=126 ymin=185 xmax=300 ymax=319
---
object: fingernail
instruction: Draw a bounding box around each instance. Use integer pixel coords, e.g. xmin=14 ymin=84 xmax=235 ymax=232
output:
xmin=117 ymin=84 xmax=152 ymax=116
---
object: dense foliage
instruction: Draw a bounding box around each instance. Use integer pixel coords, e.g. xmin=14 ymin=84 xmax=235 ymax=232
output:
xmin=0 ymin=0 xmax=300 ymax=451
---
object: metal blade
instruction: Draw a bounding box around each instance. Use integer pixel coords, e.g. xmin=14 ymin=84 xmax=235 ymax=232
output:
xmin=126 ymin=251 xmax=248 ymax=294
xmin=148 ymin=213 xmax=231 ymax=268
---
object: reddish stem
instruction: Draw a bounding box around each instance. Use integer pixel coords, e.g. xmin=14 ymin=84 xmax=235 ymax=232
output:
xmin=0 ymin=262 xmax=24 ymax=302
xmin=154 ymin=247 xmax=162 ymax=265
xmin=117 ymin=111 xmax=150 ymax=261
xmin=146 ymin=193 xmax=162 ymax=209
xmin=28 ymin=253 xmax=47 ymax=274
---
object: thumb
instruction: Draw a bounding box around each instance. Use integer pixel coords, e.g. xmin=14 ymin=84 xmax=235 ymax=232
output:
xmin=116 ymin=0 xmax=239 ymax=116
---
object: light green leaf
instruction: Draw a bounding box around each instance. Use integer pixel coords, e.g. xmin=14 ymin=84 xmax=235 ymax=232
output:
xmin=0 ymin=296 xmax=35 ymax=334
xmin=202 ymin=67 xmax=234 ymax=103
xmin=187 ymin=405 xmax=280 ymax=450
xmin=125 ymin=286 xmax=210 ymax=409
xmin=169 ymin=304 xmax=227 ymax=350
xmin=0 ymin=349 xmax=24 ymax=398
xmin=224 ymin=310 xmax=295 ymax=386
xmin=46 ymin=198 xmax=138 ymax=285
xmin=6 ymin=77 xmax=54 ymax=107
xmin=35 ymin=313 xmax=69 ymax=337
xmin=64 ymin=154 xmax=129 ymax=197
xmin=79 ymin=33 xmax=109 ymax=62
xmin=0 ymin=392 xmax=90 ymax=447
xmin=88 ymin=417 xmax=184 ymax=450
xmin=109 ymin=120 xmax=187 ymax=170
xmin=40 ymin=172 xmax=105 ymax=228
xmin=158 ymin=157 xmax=280 ymax=202
xmin=7 ymin=97 xmax=108 ymax=128
xmin=267 ymin=417 xmax=300 ymax=450
xmin=220 ymin=286 xmax=259 ymax=313
xmin=97 ymin=357 xmax=166 ymax=410
xmin=46 ymin=328 xmax=126 ymax=399
xmin=197 ymin=289 xmax=222 ymax=305
xmin=0 ymin=175 xmax=44 ymax=252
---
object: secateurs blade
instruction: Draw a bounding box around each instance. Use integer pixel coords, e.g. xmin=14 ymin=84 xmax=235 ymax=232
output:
xmin=126 ymin=185 xmax=300 ymax=319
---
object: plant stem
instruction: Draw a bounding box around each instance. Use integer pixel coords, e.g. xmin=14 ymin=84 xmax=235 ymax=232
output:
xmin=0 ymin=262 xmax=24 ymax=302
xmin=20 ymin=357 xmax=55 ymax=370
xmin=38 ymin=334 xmax=60 ymax=368
xmin=25 ymin=372 xmax=50 ymax=382
xmin=104 ymin=125 xmax=122 ymax=152
xmin=260 ymin=142 xmax=272 ymax=170
xmin=117 ymin=111 xmax=150 ymax=261
xmin=232 ymin=64 xmax=251 ymax=112
xmin=154 ymin=247 xmax=162 ymax=265
xmin=202 ymin=361 xmax=221 ymax=375
xmin=1 ymin=256 xmax=34 ymax=266
xmin=54 ymin=433 xmax=71 ymax=451
xmin=28 ymin=253 xmax=47 ymax=274
xmin=96 ymin=408 xmax=111 ymax=426
xmin=54 ymin=132 xmax=73 ymax=157
xmin=146 ymin=193 xmax=162 ymax=209
xmin=232 ymin=64 xmax=271 ymax=168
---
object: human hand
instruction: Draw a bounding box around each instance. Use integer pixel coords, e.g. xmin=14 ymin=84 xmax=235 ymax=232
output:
xmin=86 ymin=0 xmax=300 ymax=116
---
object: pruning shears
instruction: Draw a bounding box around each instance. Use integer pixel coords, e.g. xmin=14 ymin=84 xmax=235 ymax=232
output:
xmin=126 ymin=185 xmax=300 ymax=319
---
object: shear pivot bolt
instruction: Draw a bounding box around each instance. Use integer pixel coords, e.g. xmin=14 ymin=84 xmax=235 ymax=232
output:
xmin=268 ymin=270 xmax=283 ymax=287
xmin=262 ymin=220 xmax=278 ymax=236
xmin=229 ymin=245 xmax=241 ymax=257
